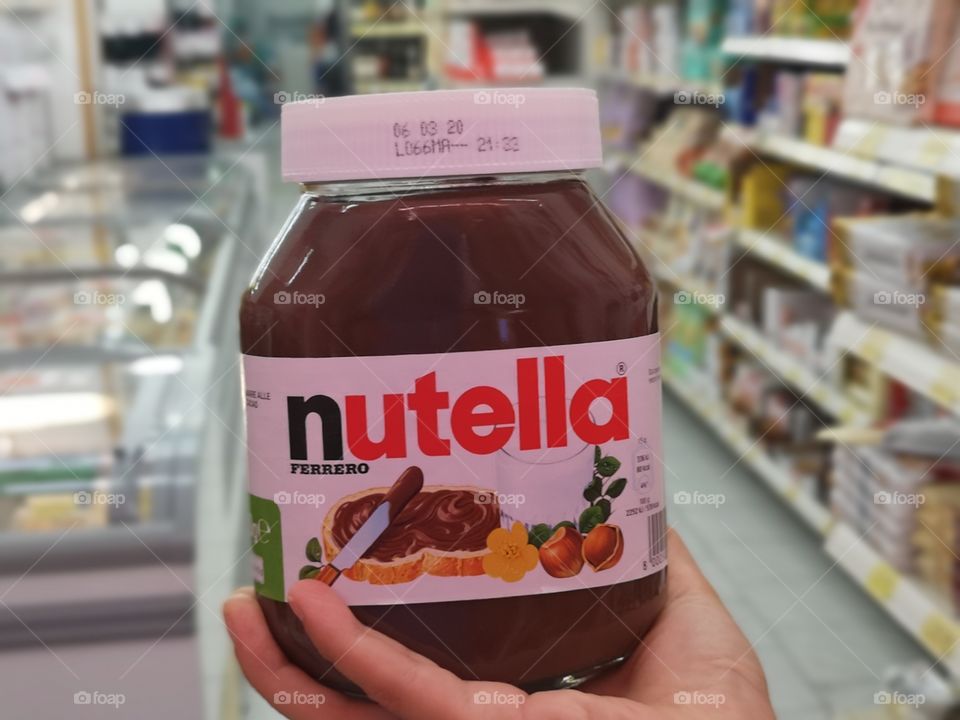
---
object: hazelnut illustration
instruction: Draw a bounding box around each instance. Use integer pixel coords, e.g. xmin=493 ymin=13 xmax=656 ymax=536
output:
xmin=582 ymin=524 xmax=624 ymax=571
xmin=539 ymin=526 xmax=585 ymax=578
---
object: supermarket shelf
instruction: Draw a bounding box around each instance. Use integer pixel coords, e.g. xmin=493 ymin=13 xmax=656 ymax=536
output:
xmin=828 ymin=312 xmax=960 ymax=416
xmin=722 ymin=36 xmax=850 ymax=67
xmin=351 ymin=20 xmax=427 ymax=39
xmin=751 ymin=132 xmax=937 ymax=203
xmin=825 ymin=522 xmax=960 ymax=677
xmin=599 ymin=70 xmax=724 ymax=98
xmin=719 ymin=315 xmax=872 ymax=424
xmin=834 ymin=119 xmax=960 ymax=181
xmin=444 ymin=0 xmax=584 ymax=20
xmin=668 ymin=364 xmax=960 ymax=676
xmin=354 ymin=78 xmax=429 ymax=94
xmin=630 ymin=227 xmax=725 ymax=314
xmin=736 ymin=229 xmax=831 ymax=291
xmin=443 ymin=74 xmax=582 ymax=89
xmin=627 ymin=160 xmax=728 ymax=210
xmin=664 ymin=366 xmax=834 ymax=534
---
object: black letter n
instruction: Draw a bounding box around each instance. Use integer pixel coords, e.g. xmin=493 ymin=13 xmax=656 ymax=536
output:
xmin=287 ymin=396 xmax=344 ymax=460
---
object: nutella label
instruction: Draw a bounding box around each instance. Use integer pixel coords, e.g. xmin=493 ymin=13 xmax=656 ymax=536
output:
xmin=243 ymin=335 xmax=666 ymax=605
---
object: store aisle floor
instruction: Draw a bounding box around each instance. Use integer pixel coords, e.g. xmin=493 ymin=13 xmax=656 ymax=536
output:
xmin=664 ymin=392 xmax=929 ymax=719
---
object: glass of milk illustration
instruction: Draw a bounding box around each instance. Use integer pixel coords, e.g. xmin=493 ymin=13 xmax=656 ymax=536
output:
xmin=495 ymin=399 xmax=599 ymax=528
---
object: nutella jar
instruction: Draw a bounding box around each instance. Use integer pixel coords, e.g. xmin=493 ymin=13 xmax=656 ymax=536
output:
xmin=241 ymin=89 xmax=667 ymax=695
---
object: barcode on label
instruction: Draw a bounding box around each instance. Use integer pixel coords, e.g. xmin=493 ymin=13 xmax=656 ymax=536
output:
xmin=648 ymin=508 xmax=666 ymax=565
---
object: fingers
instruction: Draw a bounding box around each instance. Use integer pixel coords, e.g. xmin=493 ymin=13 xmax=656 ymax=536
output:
xmin=663 ymin=528 xmax=721 ymax=603
xmin=287 ymin=579 xmax=512 ymax=720
xmin=223 ymin=588 xmax=387 ymax=720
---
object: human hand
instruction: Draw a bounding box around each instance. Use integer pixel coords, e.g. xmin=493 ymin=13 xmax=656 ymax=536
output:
xmin=224 ymin=530 xmax=775 ymax=719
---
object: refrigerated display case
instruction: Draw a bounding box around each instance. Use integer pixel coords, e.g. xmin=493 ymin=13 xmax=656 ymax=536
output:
xmin=0 ymin=151 xmax=265 ymax=719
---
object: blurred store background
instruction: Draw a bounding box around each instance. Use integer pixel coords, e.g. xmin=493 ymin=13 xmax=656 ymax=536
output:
xmin=4 ymin=0 xmax=960 ymax=719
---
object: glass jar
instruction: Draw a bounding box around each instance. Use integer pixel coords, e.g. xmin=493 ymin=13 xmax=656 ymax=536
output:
xmin=241 ymin=89 xmax=667 ymax=695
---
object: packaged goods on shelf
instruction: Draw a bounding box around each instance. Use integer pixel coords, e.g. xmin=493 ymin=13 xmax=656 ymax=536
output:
xmin=615 ymin=4 xmax=681 ymax=81
xmin=841 ymin=270 xmax=931 ymax=339
xmin=740 ymin=163 xmax=793 ymax=230
xmin=761 ymin=287 xmax=835 ymax=367
xmin=667 ymin=301 xmax=714 ymax=371
xmin=835 ymin=214 xmax=960 ymax=289
xmin=740 ymin=166 xmax=890 ymax=265
xmin=444 ymin=21 xmax=544 ymax=82
xmin=642 ymin=109 xmax=721 ymax=177
xmin=652 ymin=201 xmax=733 ymax=287
xmin=681 ymin=0 xmax=726 ymax=83
xmin=724 ymin=361 xmax=830 ymax=493
xmin=832 ymin=214 xmax=960 ymax=338
xmin=759 ymin=71 xmax=805 ymax=138
xmin=802 ymin=73 xmax=845 ymax=145
xmin=832 ymin=425 xmax=960 ymax=574
xmin=607 ymin=171 xmax=666 ymax=230
xmin=771 ymin=0 xmax=857 ymax=38
xmin=599 ymin=85 xmax=658 ymax=151
xmin=844 ymin=0 xmax=957 ymax=126
xmin=725 ymin=0 xmax=756 ymax=37
xmin=692 ymin=125 xmax=753 ymax=191
xmin=915 ymin=484 xmax=960 ymax=610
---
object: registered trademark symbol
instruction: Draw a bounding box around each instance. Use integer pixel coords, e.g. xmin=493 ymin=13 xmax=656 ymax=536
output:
xmin=616 ymin=362 xmax=627 ymax=376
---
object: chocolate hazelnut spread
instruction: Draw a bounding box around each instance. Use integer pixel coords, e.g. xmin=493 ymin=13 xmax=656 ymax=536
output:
xmin=241 ymin=89 xmax=667 ymax=696
xmin=331 ymin=489 xmax=501 ymax=562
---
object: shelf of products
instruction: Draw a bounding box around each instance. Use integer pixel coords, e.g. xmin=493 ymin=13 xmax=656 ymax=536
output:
xmin=722 ymin=36 xmax=851 ymax=67
xmin=627 ymin=160 xmax=728 ymax=210
xmin=444 ymin=0 xmax=584 ymax=21
xmin=350 ymin=20 xmax=427 ymax=39
xmin=354 ymin=78 xmax=430 ymax=93
xmin=750 ymin=132 xmax=938 ymax=203
xmin=598 ymin=0 xmax=960 ymax=691
xmin=736 ymin=229 xmax=831 ymax=291
xmin=600 ymin=70 xmax=724 ymax=98
xmin=720 ymin=315 xmax=870 ymax=425
xmin=828 ymin=312 xmax=960 ymax=416
xmin=664 ymin=366 xmax=834 ymax=534
xmin=825 ymin=522 xmax=960 ymax=677
xmin=833 ymin=119 xmax=960 ymax=181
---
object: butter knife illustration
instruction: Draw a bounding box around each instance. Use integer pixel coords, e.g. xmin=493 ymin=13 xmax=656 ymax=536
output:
xmin=315 ymin=466 xmax=424 ymax=586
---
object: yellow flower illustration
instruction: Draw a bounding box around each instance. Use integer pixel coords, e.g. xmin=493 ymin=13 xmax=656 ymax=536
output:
xmin=482 ymin=521 xmax=539 ymax=582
